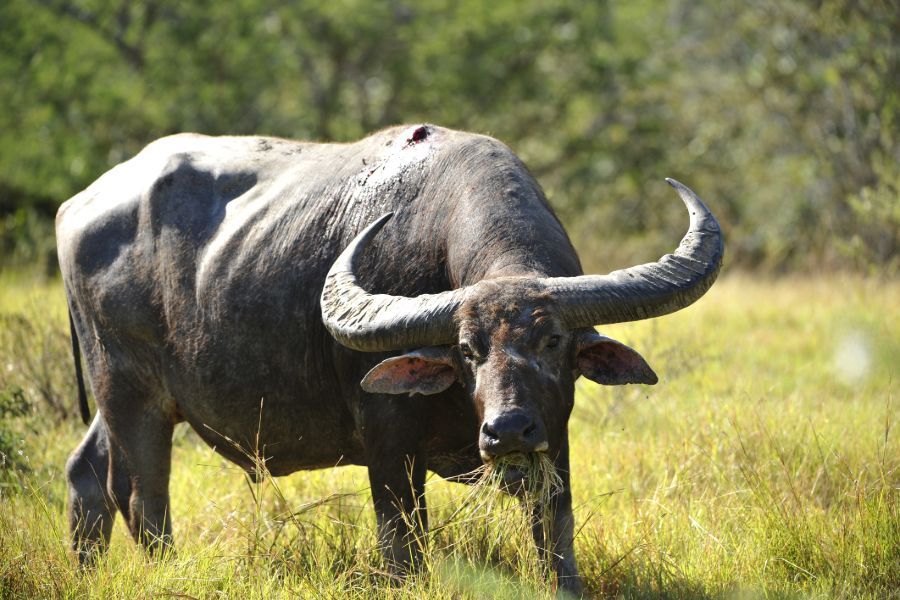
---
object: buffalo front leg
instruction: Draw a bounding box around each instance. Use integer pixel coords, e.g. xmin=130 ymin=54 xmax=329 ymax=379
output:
xmin=66 ymin=414 xmax=116 ymax=565
xmin=367 ymin=454 xmax=428 ymax=574
xmin=531 ymin=441 xmax=583 ymax=596
xmin=362 ymin=404 xmax=429 ymax=575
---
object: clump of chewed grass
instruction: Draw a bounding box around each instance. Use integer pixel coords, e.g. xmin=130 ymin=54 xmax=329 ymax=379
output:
xmin=485 ymin=452 xmax=563 ymax=503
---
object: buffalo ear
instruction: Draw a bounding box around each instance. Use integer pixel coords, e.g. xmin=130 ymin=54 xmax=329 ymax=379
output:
xmin=576 ymin=331 xmax=658 ymax=385
xmin=361 ymin=347 xmax=458 ymax=396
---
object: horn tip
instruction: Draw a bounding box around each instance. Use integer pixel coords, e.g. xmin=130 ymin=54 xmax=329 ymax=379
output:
xmin=355 ymin=211 xmax=395 ymax=246
xmin=364 ymin=212 xmax=395 ymax=234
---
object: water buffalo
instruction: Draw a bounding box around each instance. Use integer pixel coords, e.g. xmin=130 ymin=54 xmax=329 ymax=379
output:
xmin=58 ymin=124 xmax=722 ymax=594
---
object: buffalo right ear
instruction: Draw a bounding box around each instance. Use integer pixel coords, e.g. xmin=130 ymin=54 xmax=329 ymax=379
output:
xmin=576 ymin=331 xmax=658 ymax=385
xmin=361 ymin=347 xmax=458 ymax=396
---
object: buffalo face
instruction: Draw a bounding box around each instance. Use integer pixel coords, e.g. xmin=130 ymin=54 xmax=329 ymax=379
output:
xmin=360 ymin=279 xmax=657 ymax=466
xmin=321 ymin=178 xmax=722 ymax=466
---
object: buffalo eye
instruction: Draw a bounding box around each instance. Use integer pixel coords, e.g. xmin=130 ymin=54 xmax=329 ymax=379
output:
xmin=546 ymin=334 xmax=561 ymax=349
xmin=459 ymin=341 xmax=481 ymax=362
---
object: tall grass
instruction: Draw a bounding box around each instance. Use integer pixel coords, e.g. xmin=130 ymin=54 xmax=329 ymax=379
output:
xmin=1 ymin=274 xmax=897 ymax=598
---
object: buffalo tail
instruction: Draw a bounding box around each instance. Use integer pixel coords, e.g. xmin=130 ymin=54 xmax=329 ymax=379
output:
xmin=68 ymin=310 xmax=90 ymax=425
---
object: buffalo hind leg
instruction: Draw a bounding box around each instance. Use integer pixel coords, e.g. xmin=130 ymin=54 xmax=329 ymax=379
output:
xmin=66 ymin=414 xmax=116 ymax=565
xmin=105 ymin=404 xmax=175 ymax=556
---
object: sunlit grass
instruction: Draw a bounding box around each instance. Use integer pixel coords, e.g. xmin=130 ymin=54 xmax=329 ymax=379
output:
xmin=1 ymin=274 xmax=897 ymax=598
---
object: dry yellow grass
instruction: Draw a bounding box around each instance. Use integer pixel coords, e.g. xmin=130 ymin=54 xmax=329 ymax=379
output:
xmin=1 ymin=273 xmax=897 ymax=598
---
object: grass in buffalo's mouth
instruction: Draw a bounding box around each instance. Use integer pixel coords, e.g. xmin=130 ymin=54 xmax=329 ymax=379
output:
xmin=481 ymin=452 xmax=563 ymax=504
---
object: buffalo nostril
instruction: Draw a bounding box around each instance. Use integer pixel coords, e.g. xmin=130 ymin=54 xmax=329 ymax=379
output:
xmin=481 ymin=422 xmax=500 ymax=441
xmin=480 ymin=411 xmax=542 ymax=454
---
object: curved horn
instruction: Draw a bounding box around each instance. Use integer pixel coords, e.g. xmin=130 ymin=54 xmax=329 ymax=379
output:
xmin=320 ymin=213 xmax=467 ymax=352
xmin=544 ymin=178 xmax=724 ymax=328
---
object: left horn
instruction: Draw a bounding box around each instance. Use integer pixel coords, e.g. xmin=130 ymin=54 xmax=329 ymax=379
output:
xmin=320 ymin=213 xmax=467 ymax=352
xmin=544 ymin=179 xmax=724 ymax=328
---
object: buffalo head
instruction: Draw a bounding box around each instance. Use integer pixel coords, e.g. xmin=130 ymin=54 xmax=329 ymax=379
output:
xmin=321 ymin=179 xmax=722 ymax=465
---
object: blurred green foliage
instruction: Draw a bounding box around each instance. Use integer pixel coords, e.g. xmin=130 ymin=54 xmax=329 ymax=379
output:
xmin=0 ymin=0 xmax=897 ymax=273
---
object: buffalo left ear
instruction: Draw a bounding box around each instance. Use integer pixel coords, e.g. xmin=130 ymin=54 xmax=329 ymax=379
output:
xmin=576 ymin=331 xmax=658 ymax=385
xmin=361 ymin=347 xmax=458 ymax=396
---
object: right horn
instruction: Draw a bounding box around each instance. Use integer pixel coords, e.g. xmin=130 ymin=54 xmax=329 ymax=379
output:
xmin=544 ymin=178 xmax=724 ymax=328
xmin=320 ymin=213 xmax=467 ymax=352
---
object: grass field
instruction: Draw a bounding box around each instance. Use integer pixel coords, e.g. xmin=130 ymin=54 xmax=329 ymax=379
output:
xmin=1 ymin=273 xmax=897 ymax=598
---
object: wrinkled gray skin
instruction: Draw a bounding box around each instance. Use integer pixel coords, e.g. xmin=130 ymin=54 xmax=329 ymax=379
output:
xmin=58 ymin=124 xmax=717 ymax=596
